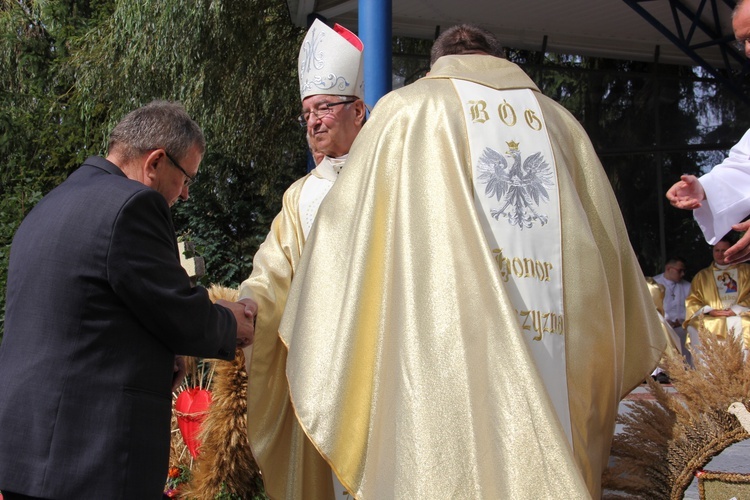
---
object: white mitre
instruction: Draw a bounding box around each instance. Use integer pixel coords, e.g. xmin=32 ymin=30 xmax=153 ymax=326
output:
xmin=298 ymin=19 xmax=364 ymax=100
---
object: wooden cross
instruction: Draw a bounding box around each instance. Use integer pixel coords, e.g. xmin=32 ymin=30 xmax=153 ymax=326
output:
xmin=178 ymin=241 xmax=205 ymax=287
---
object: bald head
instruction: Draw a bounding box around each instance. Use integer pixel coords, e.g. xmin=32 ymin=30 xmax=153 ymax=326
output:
xmin=734 ymin=0 xmax=747 ymax=18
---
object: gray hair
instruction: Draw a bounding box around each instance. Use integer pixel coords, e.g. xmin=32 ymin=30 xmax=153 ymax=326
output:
xmin=430 ymin=24 xmax=504 ymax=66
xmin=331 ymin=95 xmax=366 ymax=122
xmin=108 ymin=100 xmax=205 ymax=161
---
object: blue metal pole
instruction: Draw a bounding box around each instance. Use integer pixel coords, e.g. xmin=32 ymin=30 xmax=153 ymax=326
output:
xmin=359 ymin=0 xmax=392 ymax=109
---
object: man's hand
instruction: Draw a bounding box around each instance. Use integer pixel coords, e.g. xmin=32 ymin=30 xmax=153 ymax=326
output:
xmin=171 ymin=355 xmax=187 ymax=392
xmin=723 ymin=220 xmax=750 ymax=264
xmin=666 ymin=174 xmax=705 ymax=210
xmin=216 ymin=298 xmax=257 ymax=348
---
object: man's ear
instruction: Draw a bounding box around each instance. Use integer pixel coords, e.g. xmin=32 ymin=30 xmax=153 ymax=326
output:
xmin=354 ymin=100 xmax=367 ymax=126
xmin=143 ymin=149 xmax=164 ymax=183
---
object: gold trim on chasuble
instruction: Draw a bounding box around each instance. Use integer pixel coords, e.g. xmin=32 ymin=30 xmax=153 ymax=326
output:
xmin=453 ymin=80 xmax=572 ymax=444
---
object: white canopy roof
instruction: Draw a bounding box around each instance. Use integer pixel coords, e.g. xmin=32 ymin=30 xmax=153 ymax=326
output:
xmin=288 ymin=0 xmax=741 ymax=68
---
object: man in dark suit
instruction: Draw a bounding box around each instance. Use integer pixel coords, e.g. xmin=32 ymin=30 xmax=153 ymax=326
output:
xmin=0 ymin=100 xmax=256 ymax=499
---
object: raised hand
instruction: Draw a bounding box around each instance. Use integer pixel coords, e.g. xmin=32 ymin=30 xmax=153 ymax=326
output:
xmin=723 ymin=220 xmax=750 ymax=264
xmin=666 ymin=174 xmax=705 ymax=210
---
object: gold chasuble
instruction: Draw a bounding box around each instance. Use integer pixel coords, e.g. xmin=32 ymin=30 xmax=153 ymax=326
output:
xmin=239 ymin=162 xmax=342 ymax=500
xmin=685 ymin=262 xmax=750 ymax=347
xmin=279 ymin=55 xmax=665 ymax=499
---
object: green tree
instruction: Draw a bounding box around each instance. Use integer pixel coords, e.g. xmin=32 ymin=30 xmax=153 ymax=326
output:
xmin=0 ymin=0 xmax=102 ymax=340
xmin=69 ymin=0 xmax=307 ymax=286
xmin=0 ymin=0 xmax=308 ymax=340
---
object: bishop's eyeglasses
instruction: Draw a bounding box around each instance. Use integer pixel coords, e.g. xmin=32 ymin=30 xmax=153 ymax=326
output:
xmin=297 ymin=99 xmax=358 ymax=127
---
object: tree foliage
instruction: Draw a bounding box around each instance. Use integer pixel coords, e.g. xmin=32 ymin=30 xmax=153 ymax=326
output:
xmin=0 ymin=0 xmax=99 ymax=339
xmin=0 ymin=0 xmax=307 ymax=340
xmin=69 ymin=0 xmax=307 ymax=285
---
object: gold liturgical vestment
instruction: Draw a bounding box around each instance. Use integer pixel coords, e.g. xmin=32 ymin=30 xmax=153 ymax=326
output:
xmin=685 ymin=262 xmax=750 ymax=346
xmin=279 ymin=55 xmax=665 ymax=499
xmin=239 ymin=167 xmax=336 ymax=500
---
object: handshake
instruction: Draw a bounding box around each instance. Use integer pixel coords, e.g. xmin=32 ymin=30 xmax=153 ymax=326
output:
xmin=172 ymin=297 xmax=258 ymax=391
xmin=217 ymin=297 xmax=258 ymax=349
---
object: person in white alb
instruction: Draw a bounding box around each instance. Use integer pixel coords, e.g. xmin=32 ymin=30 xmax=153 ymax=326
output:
xmin=667 ymin=129 xmax=750 ymax=255
xmin=667 ymin=0 xmax=750 ymax=263
xmin=653 ymin=257 xmax=692 ymax=366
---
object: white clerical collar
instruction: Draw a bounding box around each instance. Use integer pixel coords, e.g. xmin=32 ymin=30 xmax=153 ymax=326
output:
xmin=315 ymin=154 xmax=348 ymax=182
xmin=714 ymin=262 xmax=732 ymax=270
xmin=328 ymin=154 xmax=347 ymax=174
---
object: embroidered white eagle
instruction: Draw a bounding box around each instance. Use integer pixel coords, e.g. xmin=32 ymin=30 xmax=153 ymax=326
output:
xmin=476 ymin=141 xmax=555 ymax=229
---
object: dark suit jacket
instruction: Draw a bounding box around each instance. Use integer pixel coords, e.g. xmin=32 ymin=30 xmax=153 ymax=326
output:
xmin=0 ymin=157 xmax=236 ymax=499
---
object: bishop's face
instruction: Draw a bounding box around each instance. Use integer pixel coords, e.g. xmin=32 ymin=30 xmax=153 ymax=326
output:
xmin=302 ymin=94 xmax=365 ymax=158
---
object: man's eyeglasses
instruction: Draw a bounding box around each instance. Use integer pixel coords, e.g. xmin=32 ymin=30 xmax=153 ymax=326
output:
xmin=164 ymin=150 xmax=196 ymax=187
xmin=297 ymin=99 xmax=358 ymax=127
xmin=731 ymin=37 xmax=750 ymax=51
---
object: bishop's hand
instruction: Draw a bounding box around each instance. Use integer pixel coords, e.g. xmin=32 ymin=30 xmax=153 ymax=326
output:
xmin=217 ymin=298 xmax=257 ymax=348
